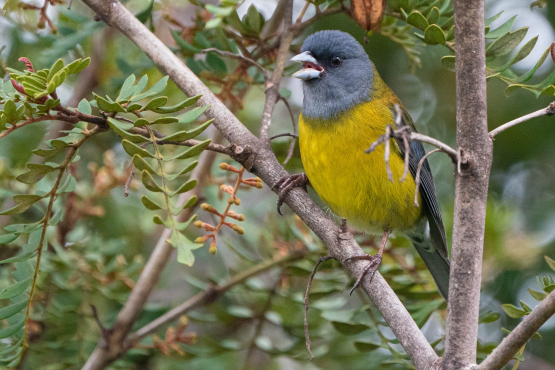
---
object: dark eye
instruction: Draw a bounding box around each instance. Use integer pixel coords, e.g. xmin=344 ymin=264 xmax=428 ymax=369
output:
xmin=331 ymin=56 xmax=341 ymax=66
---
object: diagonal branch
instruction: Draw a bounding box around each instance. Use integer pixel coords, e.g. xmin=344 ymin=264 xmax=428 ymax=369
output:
xmin=477 ymin=290 xmax=555 ymax=370
xmin=81 ymin=1 xmax=439 ymax=369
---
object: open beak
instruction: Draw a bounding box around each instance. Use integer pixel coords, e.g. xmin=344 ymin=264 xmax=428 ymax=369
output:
xmin=291 ymin=51 xmax=323 ymax=80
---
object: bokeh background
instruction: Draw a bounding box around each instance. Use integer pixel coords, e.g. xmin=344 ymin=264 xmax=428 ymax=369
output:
xmin=1 ymin=0 xmax=555 ymax=369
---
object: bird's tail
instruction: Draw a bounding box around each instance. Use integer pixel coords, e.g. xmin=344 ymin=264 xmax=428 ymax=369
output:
xmin=411 ymin=239 xmax=450 ymax=301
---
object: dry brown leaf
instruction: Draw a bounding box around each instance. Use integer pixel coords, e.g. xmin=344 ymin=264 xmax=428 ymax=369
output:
xmin=351 ymin=0 xmax=386 ymax=31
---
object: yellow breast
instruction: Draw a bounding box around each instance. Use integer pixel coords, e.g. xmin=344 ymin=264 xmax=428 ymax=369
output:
xmin=299 ymin=85 xmax=421 ymax=234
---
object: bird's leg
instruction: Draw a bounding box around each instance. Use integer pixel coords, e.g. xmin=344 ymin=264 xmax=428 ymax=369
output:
xmin=272 ymin=173 xmax=310 ymax=215
xmin=345 ymin=229 xmax=391 ymax=295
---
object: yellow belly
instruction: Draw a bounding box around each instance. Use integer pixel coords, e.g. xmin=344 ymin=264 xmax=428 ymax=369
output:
xmin=299 ymin=101 xmax=422 ymax=234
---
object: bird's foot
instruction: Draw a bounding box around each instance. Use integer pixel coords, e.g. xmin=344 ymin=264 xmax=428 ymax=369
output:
xmin=272 ymin=173 xmax=309 ymax=215
xmin=344 ymin=252 xmax=383 ymax=295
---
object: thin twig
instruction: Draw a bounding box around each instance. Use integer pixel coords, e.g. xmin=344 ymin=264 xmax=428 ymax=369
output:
xmin=124 ymin=163 xmax=135 ymax=197
xmin=259 ymin=0 xmax=294 ymax=141
xmin=477 ymin=290 xmax=555 ymax=370
xmin=296 ymin=1 xmax=310 ymax=24
xmin=304 ymin=255 xmax=333 ymax=360
xmin=201 ymin=48 xmax=270 ymax=80
xmin=279 ymin=96 xmax=297 ymax=165
xmin=414 ymin=148 xmax=441 ymax=207
xmin=269 ymin=132 xmax=298 ymax=140
xmin=489 ymin=102 xmax=555 ymax=139
xmin=384 ymin=125 xmax=393 ymax=182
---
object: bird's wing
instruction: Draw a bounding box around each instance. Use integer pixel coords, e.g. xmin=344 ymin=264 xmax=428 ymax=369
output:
xmin=392 ymin=106 xmax=448 ymax=259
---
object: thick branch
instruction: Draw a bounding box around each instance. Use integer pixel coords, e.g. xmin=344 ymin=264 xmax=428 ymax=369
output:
xmin=81 ymin=1 xmax=438 ymax=369
xmin=478 ymin=290 xmax=555 ymax=370
xmin=443 ymin=0 xmax=492 ymax=369
xmin=489 ymin=102 xmax=555 ymax=138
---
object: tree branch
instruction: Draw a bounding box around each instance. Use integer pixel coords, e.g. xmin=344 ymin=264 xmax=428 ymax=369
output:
xmin=128 ymin=251 xmax=303 ymax=344
xmin=201 ymin=48 xmax=270 ymax=80
xmin=81 ymin=1 xmax=439 ymax=369
xmin=259 ymin=0 xmax=294 ymax=141
xmin=478 ymin=290 xmax=555 ymax=370
xmin=489 ymin=102 xmax=555 ymax=139
xmin=442 ymin=0 xmax=492 ymax=369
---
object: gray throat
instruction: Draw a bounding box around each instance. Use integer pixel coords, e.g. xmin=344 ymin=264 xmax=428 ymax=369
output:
xmin=301 ymin=69 xmax=373 ymax=120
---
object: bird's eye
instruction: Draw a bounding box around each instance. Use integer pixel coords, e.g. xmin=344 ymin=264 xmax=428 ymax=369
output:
xmin=331 ymin=56 xmax=341 ymax=66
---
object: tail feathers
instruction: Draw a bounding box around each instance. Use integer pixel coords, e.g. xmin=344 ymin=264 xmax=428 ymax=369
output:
xmin=413 ymin=243 xmax=450 ymax=301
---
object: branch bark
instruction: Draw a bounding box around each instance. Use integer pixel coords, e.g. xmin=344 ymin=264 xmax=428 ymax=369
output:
xmin=443 ymin=0 xmax=492 ymax=369
xmin=478 ymin=290 xmax=555 ymax=370
xmin=81 ymin=1 xmax=438 ymax=369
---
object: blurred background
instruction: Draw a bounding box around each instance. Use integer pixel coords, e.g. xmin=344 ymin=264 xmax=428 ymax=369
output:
xmin=1 ymin=0 xmax=555 ymax=369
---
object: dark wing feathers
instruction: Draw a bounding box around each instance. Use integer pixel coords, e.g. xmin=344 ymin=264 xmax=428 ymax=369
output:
xmin=393 ymin=107 xmax=448 ymax=259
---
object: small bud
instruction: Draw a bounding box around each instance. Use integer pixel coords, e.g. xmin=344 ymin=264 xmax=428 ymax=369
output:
xmin=50 ymin=25 xmax=58 ymax=34
xmin=209 ymin=241 xmax=217 ymax=254
xmin=179 ymin=316 xmax=188 ymax=327
xmin=200 ymin=203 xmax=213 ymax=212
xmin=232 ymin=224 xmax=245 ymax=235
xmin=194 ymin=236 xmax=206 ymax=244
xmin=219 ymin=163 xmax=228 ymax=170
xmin=255 ymin=182 xmax=263 ymax=189
xmin=234 ymin=198 xmax=241 ymax=206
xmin=237 ymin=214 xmax=245 ymax=221
xmin=227 ymin=197 xmax=235 ymax=204
xmin=37 ymin=18 xmax=46 ymax=29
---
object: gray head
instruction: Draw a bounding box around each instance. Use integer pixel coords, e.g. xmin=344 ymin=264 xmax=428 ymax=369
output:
xmin=291 ymin=30 xmax=374 ymax=120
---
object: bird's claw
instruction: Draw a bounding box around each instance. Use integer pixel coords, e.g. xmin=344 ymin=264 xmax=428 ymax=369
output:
xmin=272 ymin=173 xmax=309 ymax=215
xmin=344 ymin=253 xmax=383 ymax=295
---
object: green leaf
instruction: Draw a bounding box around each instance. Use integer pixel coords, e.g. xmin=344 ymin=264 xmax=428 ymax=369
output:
xmin=171 ymin=197 xmax=198 ymax=216
xmin=354 ymin=341 xmax=381 ymax=352
xmin=0 ymin=317 xmax=25 ymax=339
xmin=245 ymin=4 xmax=263 ymax=34
xmin=545 ymin=256 xmax=555 ymax=271
xmin=0 ymin=251 xmax=37 ymax=265
xmin=224 ymin=11 xmax=250 ymax=36
xmin=0 ymin=234 xmax=18 ymax=244
xmin=167 ymin=161 xmax=199 ymax=181
xmin=161 ymin=119 xmax=214 ymax=142
xmin=406 ymin=10 xmax=429 ymax=31
xmin=122 ymin=140 xmax=153 ymax=158
xmin=174 ymin=213 xmax=197 ymax=230
xmin=3 ymin=100 xmax=17 ymax=123
xmin=118 ymin=74 xmax=136 ymax=101
xmin=151 ymin=117 xmax=179 ymax=125
xmin=93 ymin=93 xmax=125 ymax=113
xmin=141 ymin=171 xmax=164 ymax=193
xmin=479 ymin=311 xmax=500 ymax=324
xmin=205 ymin=18 xmax=222 ymax=29
xmin=136 ymin=0 xmax=154 ymax=23
xmin=441 ymin=56 xmax=456 ymax=71
xmin=427 ymin=7 xmax=440 ymax=24
xmin=152 ymin=95 xmax=201 ymax=113
xmin=0 ymin=195 xmax=43 ymax=215
xmin=424 ymin=24 xmax=446 ymax=45
xmin=133 ymin=118 xmax=149 ymax=127
xmin=0 ymin=300 xmax=27 ymax=320
xmin=167 ymin=229 xmax=202 ymax=266
xmin=0 ymin=277 xmax=32 ymax=299
xmin=169 ymin=179 xmax=197 ymax=198
xmin=58 ymin=174 xmax=76 ymax=194
xmin=107 ymin=118 xmax=150 ymax=143
xmin=153 ymin=215 xmax=172 ymax=228
xmin=132 ymin=75 xmax=148 ymax=97
xmin=16 ymin=163 xmax=58 ymax=184
xmin=489 ymin=36 xmax=538 ymax=73
xmin=331 ymin=321 xmax=370 ymax=335
xmin=528 ymin=288 xmax=547 ymax=301
xmin=171 ymin=30 xmax=202 ymax=55
xmin=130 ymin=76 xmax=169 ymax=102
xmin=206 ymin=53 xmax=227 ymax=74
xmin=485 ymin=11 xmax=503 ymax=27
xmin=141 ymin=195 xmax=164 ymax=210
xmin=177 ymin=105 xmax=210 ymax=123
xmin=165 ymin=139 xmax=211 ymax=161
xmin=486 ymin=15 xmax=517 ymax=39
xmin=486 ymin=27 xmax=528 ymax=58
xmin=77 ymin=99 xmax=92 ymax=115
xmin=501 ymin=304 xmax=527 ymax=318
xmin=142 ymin=96 xmax=168 ymax=111
xmin=47 ymin=59 xmax=64 ymax=82
xmin=133 ymin=155 xmax=157 ymax=174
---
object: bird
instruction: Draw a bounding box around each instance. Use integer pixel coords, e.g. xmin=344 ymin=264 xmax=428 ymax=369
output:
xmin=273 ymin=30 xmax=450 ymax=300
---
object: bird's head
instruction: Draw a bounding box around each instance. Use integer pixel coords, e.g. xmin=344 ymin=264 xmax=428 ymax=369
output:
xmin=291 ymin=30 xmax=374 ymax=120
